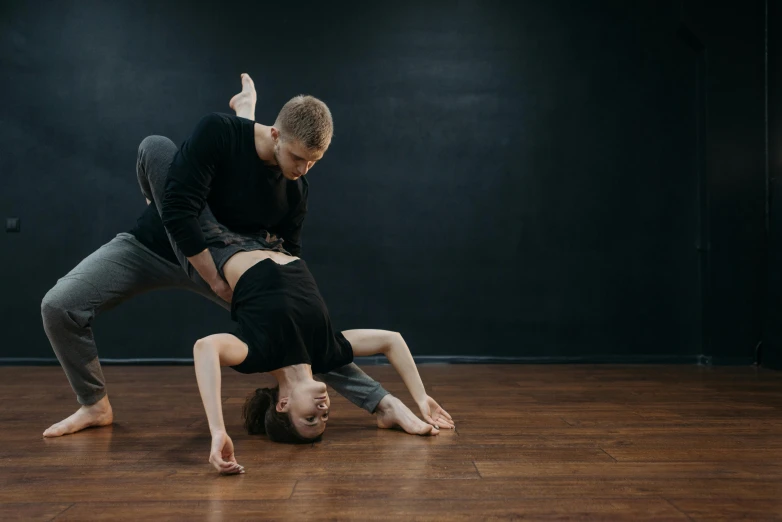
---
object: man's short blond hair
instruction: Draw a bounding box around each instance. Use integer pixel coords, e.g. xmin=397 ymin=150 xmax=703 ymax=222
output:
xmin=275 ymin=95 xmax=333 ymax=151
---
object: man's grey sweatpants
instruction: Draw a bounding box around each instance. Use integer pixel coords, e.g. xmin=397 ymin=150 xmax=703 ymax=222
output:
xmin=40 ymin=135 xmax=388 ymax=413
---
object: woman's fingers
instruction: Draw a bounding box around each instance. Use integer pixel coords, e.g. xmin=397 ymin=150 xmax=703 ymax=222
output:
xmin=425 ymin=412 xmax=454 ymax=429
xmin=211 ymin=452 xmax=244 ymax=474
xmin=221 ymin=464 xmax=244 ymax=475
xmin=217 ymin=460 xmax=244 ymax=474
xmin=436 ymin=407 xmax=453 ymax=421
xmin=218 ymin=458 xmax=242 ymax=471
xmin=435 ymin=414 xmax=455 ymax=428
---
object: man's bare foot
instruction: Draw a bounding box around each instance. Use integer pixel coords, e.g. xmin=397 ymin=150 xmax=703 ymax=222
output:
xmin=43 ymin=396 xmax=114 ymax=437
xmin=375 ymin=395 xmax=439 ymax=436
xmin=229 ymin=73 xmax=257 ymax=120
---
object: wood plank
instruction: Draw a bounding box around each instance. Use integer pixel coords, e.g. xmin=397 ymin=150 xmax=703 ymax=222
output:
xmin=171 ymin=459 xmax=481 ymax=480
xmin=604 ymin=448 xmax=782 ymax=462
xmin=475 ymin=461 xmax=782 ymax=479
xmin=667 ymin=498 xmax=782 ymax=521
xmin=292 ymin=477 xmax=782 ymax=500
xmin=53 ymin=499 xmax=690 ymax=521
xmin=0 ymin=503 xmax=73 ymax=521
xmin=0 ymin=476 xmax=296 ymax=502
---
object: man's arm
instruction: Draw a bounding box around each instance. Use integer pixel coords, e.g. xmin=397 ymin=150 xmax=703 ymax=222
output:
xmin=274 ymin=179 xmax=308 ymax=257
xmin=160 ymin=113 xmax=230 ymax=296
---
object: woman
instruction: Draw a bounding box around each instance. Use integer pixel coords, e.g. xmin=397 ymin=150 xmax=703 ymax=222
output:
xmin=193 ymin=248 xmax=454 ymax=475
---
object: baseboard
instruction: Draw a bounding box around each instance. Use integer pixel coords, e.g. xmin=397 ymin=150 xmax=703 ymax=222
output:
xmin=701 ymin=356 xmax=758 ymax=366
xmin=0 ymin=354 xmax=752 ymax=366
xmin=358 ymin=354 xmax=705 ymax=365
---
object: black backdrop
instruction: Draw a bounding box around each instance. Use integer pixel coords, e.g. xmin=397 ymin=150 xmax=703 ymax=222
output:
xmin=764 ymin=0 xmax=782 ymax=370
xmin=0 ymin=0 xmax=769 ymax=364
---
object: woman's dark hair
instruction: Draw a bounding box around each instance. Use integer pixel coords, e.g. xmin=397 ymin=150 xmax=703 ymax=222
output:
xmin=242 ymin=386 xmax=322 ymax=444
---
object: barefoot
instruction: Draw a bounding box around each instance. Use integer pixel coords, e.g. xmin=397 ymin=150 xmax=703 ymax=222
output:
xmin=375 ymin=395 xmax=439 ymax=436
xmin=229 ymin=73 xmax=257 ymax=120
xmin=43 ymin=396 xmax=114 ymax=437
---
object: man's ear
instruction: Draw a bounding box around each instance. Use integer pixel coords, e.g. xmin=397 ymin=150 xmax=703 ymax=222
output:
xmin=276 ymin=396 xmax=289 ymax=413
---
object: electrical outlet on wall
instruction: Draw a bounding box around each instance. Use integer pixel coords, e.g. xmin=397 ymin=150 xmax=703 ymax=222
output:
xmin=6 ymin=217 xmax=20 ymax=233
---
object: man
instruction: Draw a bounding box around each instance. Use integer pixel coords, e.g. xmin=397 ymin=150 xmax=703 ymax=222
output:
xmin=42 ymin=74 xmax=451 ymax=438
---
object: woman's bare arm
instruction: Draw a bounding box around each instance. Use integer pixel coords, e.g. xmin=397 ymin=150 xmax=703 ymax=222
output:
xmin=193 ymin=334 xmax=249 ymax=474
xmin=342 ymin=329 xmax=454 ymax=428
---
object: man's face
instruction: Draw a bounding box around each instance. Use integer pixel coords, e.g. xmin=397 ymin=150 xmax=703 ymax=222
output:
xmin=273 ymin=136 xmax=325 ymax=181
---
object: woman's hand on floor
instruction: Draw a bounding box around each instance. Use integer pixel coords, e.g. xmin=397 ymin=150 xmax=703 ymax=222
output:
xmin=417 ymin=395 xmax=455 ymax=429
xmin=209 ymin=430 xmax=244 ymax=475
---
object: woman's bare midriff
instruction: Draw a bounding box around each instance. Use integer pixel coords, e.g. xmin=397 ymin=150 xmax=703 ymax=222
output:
xmin=223 ymin=250 xmax=299 ymax=289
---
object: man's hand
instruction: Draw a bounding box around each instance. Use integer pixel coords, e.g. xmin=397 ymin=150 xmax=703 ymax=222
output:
xmin=211 ymin=279 xmax=233 ymax=304
xmin=417 ymin=396 xmax=454 ymax=429
xmin=209 ymin=431 xmax=244 ymax=475
xmin=187 ymin=249 xmax=232 ymax=302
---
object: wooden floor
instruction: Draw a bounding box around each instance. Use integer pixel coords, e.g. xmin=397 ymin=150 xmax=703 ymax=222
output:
xmin=1 ymin=364 xmax=782 ymax=521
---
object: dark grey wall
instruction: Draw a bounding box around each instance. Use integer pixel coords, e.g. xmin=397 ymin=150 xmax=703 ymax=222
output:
xmin=680 ymin=1 xmax=767 ymax=365
xmin=764 ymin=0 xmax=782 ymax=370
xmin=0 ymin=0 xmax=768 ymax=363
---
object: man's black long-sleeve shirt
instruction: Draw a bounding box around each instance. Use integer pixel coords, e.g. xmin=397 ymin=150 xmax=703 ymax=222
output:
xmin=139 ymin=112 xmax=308 ymax=260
